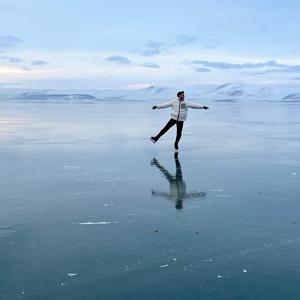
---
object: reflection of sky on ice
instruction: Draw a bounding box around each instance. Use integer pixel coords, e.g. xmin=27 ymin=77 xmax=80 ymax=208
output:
xmin=1 ymin=99 xmax=300 ymax=299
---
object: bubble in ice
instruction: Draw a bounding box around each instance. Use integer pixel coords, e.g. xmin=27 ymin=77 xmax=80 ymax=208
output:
xmin=160 ymin=264 xmax=168 ymax=268
xmin=211 ymin=189 xmax=224 ymax=192
xmin=216 ymin=194 xmax=232 ymax=198
xmin=79 ymin=221 xmax=111 ymax=225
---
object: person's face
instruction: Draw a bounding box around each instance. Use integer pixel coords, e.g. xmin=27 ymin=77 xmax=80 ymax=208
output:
xmin=179 ymin=93 xmax=185 ymax=101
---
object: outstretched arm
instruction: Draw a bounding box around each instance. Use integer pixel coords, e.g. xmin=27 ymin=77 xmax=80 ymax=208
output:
xmin=152 ymin=100 xmax=173 ymax=110
xmin=187 ymin=102 xmax=209 ymax=109
xmin=185 ymin=191 xmax=207 ymax=199
xmin=151 ymin=190 xmax=171 ymax=199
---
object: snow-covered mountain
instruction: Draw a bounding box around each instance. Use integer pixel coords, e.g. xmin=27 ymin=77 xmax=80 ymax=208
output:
xmin=0 ymin=86 xmax=178 ymax=101
xmin=1 ymin=83 xmax=300 ymax=102
xmin=187 ymin=83 xmax=300 ymax=102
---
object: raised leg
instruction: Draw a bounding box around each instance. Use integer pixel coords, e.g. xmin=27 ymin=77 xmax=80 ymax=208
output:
xmin=150 ymin=158 xmax=174 ymax=182
xmin=155 ymin=118 xmax=176 ymax=141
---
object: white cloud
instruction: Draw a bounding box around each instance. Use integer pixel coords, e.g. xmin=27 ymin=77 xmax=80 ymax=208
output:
xmin=174 ymin=34 xmax=197 ymax=46
xmin=32 ymin=60 xmax=49 ymax=66
xmin=0 ymin=35 xmax=22 ymax=49
xmin=140 ymin=62 xmax=160 ymax=68
xmin=105 ymin=55 xmax=131 ymax=64
xmin=135 ymin=41 xmax=167 ymax=56
xmin=0 ymin=56 xmax=22 ymax=63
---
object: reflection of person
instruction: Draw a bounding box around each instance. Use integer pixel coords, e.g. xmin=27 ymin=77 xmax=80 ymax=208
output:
xmin=150 ymin=153 xmax=206 ymax=209
xmin=150 ymin=91 xmax=209 ymax=152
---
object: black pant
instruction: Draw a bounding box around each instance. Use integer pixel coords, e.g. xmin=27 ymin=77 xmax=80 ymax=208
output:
xmin=156 ymin=118 xmax=184 ymax=147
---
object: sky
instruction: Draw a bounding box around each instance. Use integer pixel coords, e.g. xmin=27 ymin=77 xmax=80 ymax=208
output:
xmin=1 ymin=0 xmax=300 ymax=89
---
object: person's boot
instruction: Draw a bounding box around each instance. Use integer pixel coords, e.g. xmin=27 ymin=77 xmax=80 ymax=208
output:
xmin=150 ymin=157 xmax=158 ymax=165
xmin=150 ymin=136 xmax=158 ymax=143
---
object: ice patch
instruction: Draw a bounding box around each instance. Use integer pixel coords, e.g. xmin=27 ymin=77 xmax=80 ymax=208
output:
xmin=67 ymin=273 xmax=78 ymax=277
xmin=160 ymin=264 xmax=168 ymax=268
xmin=217 ymin=275 xmax=223 ymax=278
xmin=103 ymin=179 xmax=115 ymax=188
xmin=243 ymin=269 xmax=247 ymax=273
xmin=211 ymin=189 xmax=224 ymax=192
xmin=63 ymin=165 xmax=79 ymax=170
xmin=216 ymin=194 xmax=232 ymax=198
xmin=79 ymin=221 xmax=111 ymax=225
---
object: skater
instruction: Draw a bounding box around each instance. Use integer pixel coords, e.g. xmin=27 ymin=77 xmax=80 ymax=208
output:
xmin=150 ymin=91 xmax=209 ymax=151
xmin=150 ymin=153 xmax=206 ymax=209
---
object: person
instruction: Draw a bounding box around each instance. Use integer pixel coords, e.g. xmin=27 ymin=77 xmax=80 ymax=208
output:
xmin=150 ymin=153 xmax=206 ymax=209
xmin=150 ymin=91 xmax=209 ymax=152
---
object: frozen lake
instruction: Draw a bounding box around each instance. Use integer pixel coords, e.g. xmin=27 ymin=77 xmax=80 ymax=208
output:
xmin=1 ymin=98 xmax=300 ymax=299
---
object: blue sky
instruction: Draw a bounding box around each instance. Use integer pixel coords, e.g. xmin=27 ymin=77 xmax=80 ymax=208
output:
xmin=1 ymin=0 xmax=300 ymax=89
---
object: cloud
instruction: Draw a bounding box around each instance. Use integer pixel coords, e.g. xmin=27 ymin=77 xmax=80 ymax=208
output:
xmin=0 ymin=82 xmax=20 ymax=87
xmin=174 ymin=35 xmax=218 ymax=49
xmin=257 ymin=66 xmax=300 ymax=74
xmin=136 ymin=41 xmax=167 ymax=56
xmin=0 ymin=56 xmax=22 ymax=63
xmin=135 ymin=36 xmax=217 ymax=57
xmin=251 ymin=63 xmax=300 ymax=74
xmin=0 ymin=2 xmax=18 ymax=13
xmin=140 ymin=62 xmax=160 ymax=68
xmin=174 ymin=34 xmax=197 ymax=46
xmin=189 ymin=59 xmax=289 ymax=70
xmin=188 ymin=59 xmax=300 ymax=75
xmin=282 ymin=66 xmax=300 ymax=73
xmin=0 ymin=35 xmax=22 ymax=49
xmin=32 ymin=60 xmax=49 ymax=66
xmin=22 ymin=66 xmax=30 ymax=71
xmin=105 ymin=55 xmax=131 ymax=64
xmin=201 ymin=40 xmax=218 ymax=50
xmin=192 ymin=67 xmax=210 ymax=72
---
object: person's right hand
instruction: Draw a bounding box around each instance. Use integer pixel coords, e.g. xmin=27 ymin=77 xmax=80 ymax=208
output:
xmin=152 ymin=105 xmax=157 ymax=110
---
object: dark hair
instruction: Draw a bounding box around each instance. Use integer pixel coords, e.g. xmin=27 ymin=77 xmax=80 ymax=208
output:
xmin=177 ymin=91 xmax=184 ymax=97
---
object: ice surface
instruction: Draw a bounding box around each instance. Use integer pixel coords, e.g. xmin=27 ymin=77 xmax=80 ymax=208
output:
xmin=1 ymin=95 xmax=300 ymax=299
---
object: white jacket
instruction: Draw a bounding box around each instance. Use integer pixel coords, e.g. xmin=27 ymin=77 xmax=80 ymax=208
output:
xmin=156 ymin=99 xmax=204 ymax=121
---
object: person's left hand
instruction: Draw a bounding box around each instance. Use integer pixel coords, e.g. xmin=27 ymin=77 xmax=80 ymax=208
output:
xmin=203 ymin=106 xmax=209 ymax=110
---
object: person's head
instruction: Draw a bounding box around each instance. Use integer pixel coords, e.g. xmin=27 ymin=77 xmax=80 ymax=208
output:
xmin=177 ymin=91 xmax=185 ymax=101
